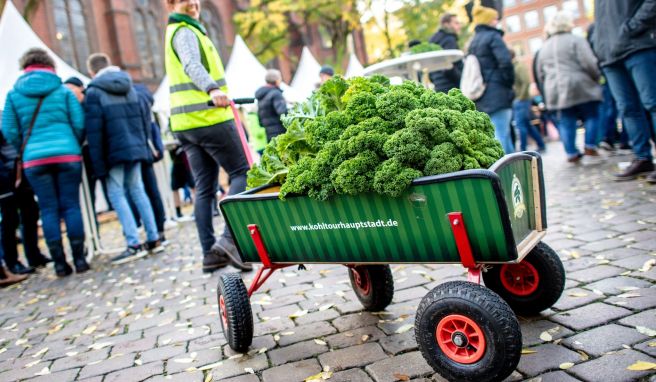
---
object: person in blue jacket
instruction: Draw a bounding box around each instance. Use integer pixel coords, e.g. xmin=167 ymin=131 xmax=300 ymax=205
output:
xmin=84 ymin=53 xmax=163 ymax=264
xmin=1 ymin=48 xmax=89 ymax=277
xmin=468 ymin=5 xmax=515 ymax=154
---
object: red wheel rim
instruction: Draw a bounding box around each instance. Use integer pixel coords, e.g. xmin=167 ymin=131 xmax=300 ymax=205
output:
xmin=500 ymin=261 xmax=540 ymax=296
xmin=351 ymin=268 xmax=371 ymax=296
xmin=219 ymin=295 xmax=228 ymax=328
xmin=436 ymin=314 xmax=486 ymax=364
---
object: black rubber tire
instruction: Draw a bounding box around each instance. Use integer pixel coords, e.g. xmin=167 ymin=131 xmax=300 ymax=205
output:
xmin=483 ymin=242 xmax=565 ymax=315
xmin=348 ymin=265 xmax=394 ymax=311
xmin=217 ymin=273 xmax=253 ymax=352
xmin=415 ymin=281 xmax=521 ymax=382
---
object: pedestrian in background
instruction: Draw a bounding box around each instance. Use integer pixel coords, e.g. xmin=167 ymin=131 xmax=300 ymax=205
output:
xmin=1 ymin=48 xmax=89 ymax=277
xmin=467 ymin=4 xmax=515 ymax=154
xmin=164 ymin=0 xmax=251 ymax=272
xmin=84 ymin=53 xmax=163 ymax=264
xmin=0 ymin=244 xmax=27 ymax=287
xmin=0 ymin=132 xmax=50 ymax=275
xmin=592 ymin=0 xmax=656 ymax=182
xmin=512 ymin=50 xmax=545 ymax=152
xmin=255 ymin=69 xmax=288 ymax=142
xmin=537 ymin=11 xmax=602 ymax=163
xmin=319 ymin=66 xmax=334 ymax=85
xmin=429 ymin=13 xmax=463 ymax=93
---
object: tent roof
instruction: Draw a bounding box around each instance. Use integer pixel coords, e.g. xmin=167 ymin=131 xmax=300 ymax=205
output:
xmin=345 ymin=53 xmax=364 ymax=78
xmin=0 ymin=1 xmax=89 ymax=107
xmin=290 ymin=47 xmax=321 ymax=100
xmin=224 ymin=35 xmax=268 ymax=100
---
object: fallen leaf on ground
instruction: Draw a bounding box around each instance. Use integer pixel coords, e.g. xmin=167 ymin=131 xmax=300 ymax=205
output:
xmin=34 ymin=367 xmax=50 ymax=376
xmin=65 ymin=351 xmax=78 ymax=357
xmin=15 ymin=339 xmax=28 ymax=346
xmin=173 ymin=358 xmax=194 ymax=364
xmin=305 ymin=371 xmax=333 ymax=381
xmin=568 ymin=292 xmax=588 ymax=298
xmin=569 ymin=251 xmax=581 ymax=259
xmin=88 ymin=342 xmax=112 ymax=350
xmin=395 ymin=324 xmax=414 ymax=334
xmin=617 ymin=293 xmax=641 ymax=298
xmin=273 ymin=334 xmax=281 ymax=341
xmin=319 ymin=304 xmax=334 ymax=311
xmin=228 ymin=354 xmax=243 ymax=360
xmin=244 ymin=367 xmax=255 ymax=374
xmin=559 ymin=362 xmax=574 ymax=369
xmin=289 ymin=310 xmax=308 ymax=319
xmin=344 ymin=333 xmax=354 ymax=337
xmin=24 ymin=360 xmax=40 ymax=368
xmin=361 ymin=335 xmax=369 ymax=342
xmin=314 ymin=339 xmax=327 ymax=346
xmin=82 ymin=325 xmax=97 ymax=335
xmin=204 ymin=372 xmax=213 ymax=382
xmin=639 ymin=259 xmax=656 ymax=272
xmin=539 ymin=332 xmax=553 ymax=342
xmin=199 ymin=361 xmax=222 ymax=371
xmin=32 ymin=347 xmax=48 ymax=358
xmin=626 ymin=361 xmax=656 ymax=371
xmin=618 ymin=286 xmax=640 ymax=292
xmin=577 ymin=350 xmax=590 ymax=361
xmin=0 ymin=348 xmax=6 ymax=355
xmin=648 ymin=342 xmax=656 ymax=347
xmin=521 ymin=349 xmax=537 ymax=354
xmin=393 ymin=373 xmax=410 ymax=381
xmin=636 ymin=326 xmax=656 ymax=337
xmin=281 ymin=331 xmax=295 ymax=336
xmin=258 ymin=347 xmax=267 ymax=354
xmin=26 ymin=298 xmax=39 ymax=305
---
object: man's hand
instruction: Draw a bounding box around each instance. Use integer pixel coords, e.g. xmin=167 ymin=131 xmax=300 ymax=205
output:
xmin=209 ymin=89 xmax=230 ymax=107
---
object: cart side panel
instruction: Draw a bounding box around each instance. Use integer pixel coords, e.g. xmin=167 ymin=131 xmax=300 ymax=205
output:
xmin=491 ymin=153 xmax=543 ymax=247
xmin=221 ymin=173 xmax=516 ymax=264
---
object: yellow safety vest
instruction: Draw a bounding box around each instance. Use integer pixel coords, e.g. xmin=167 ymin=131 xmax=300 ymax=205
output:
xmin=164 ymin=21 xmax=233 ymax=132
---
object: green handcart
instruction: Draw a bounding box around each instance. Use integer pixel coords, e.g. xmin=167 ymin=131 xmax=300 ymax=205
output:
xmin=217 ymin=152 xmax=565 ymax=382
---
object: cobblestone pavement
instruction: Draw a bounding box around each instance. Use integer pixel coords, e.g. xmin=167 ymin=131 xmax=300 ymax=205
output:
xmin=1 ymin=141 xmax=655 ymax=382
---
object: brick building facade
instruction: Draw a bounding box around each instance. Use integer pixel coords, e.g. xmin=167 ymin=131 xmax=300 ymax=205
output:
xmin=10 ymin=0 xmax=367 ymax=87
xmin=501 ymin=0 xmax=593 ymax=72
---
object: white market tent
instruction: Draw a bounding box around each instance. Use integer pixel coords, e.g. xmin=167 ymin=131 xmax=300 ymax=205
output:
xmin=344 ymin=53 xmax=365 ymax=78
xmin=0 ymin=1 xmax=89 ymax=108
xmin=290 ymin=47 xmax=321 ymax=100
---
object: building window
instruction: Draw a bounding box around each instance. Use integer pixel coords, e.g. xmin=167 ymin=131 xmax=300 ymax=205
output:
xmin=543 ymin=5 xmax=558 ymax=25
xmin=200 ymin=2 xmax=229 ymax=60
xmin=524 ymin=10 xmax=540 ymax=30
xmin=528 ymin=37 xmax=543 ymax=54
xmin=53 ymin=0 xmax=91 ymax=73
xmin=562 ymin=0 xmax=580 ymax=18
xmin=132 ymin=1 xmax=163 ymax=79
xmin=505 ymin=15 xmax=521 ymax=33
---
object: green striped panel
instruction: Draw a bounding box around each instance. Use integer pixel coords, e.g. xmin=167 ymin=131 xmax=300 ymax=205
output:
xmin=495 ymin=160 xmax=536 ymax=245
xmin=222 ymin=175 xmax=515 ymax=264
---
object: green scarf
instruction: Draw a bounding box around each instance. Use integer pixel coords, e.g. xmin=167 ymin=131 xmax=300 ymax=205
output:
xmin=168 ymin=12 xmax=207 ymax=35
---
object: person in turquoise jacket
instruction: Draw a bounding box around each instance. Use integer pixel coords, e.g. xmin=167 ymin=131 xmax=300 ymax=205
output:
xmin=1 ymin=48 xmax=89 ymax=277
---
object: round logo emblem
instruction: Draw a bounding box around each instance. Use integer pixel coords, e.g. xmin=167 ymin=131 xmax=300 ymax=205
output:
xmin=511 ymin=174 xmax=526 ymax=219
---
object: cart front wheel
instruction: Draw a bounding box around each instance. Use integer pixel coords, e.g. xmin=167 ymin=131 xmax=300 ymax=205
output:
xmin=349 ymin=265 xmax=394 ymax=311
xmin=217 ymin=273 xmax=253 ymax=352
xmin=483 ymin=242 xmax=565 ymax=315
xmin=415 ymin=281 xmax=521 ymax=382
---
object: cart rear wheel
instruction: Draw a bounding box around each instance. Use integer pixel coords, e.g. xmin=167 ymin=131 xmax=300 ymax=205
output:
xmin=217 ymin=273 xmax=253 ymax=352
xmin=483 ymin=242 xmax=565 ymax=315
xmin=349 ymin=265 xmax=394 ymax=311
xmin=415 ymin=281 xmax=521 ymax=382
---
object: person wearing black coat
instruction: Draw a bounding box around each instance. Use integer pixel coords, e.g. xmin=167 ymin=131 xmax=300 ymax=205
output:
xmin=429 ymin=13 xmax=464 ymax=93
xmin=0 ymin=130 xmax=50 ymax=275
xmin=468 ymin=5 xmax=515 ymax=153
xmin=255 ymin=69 xmax=288 ymax=142
xmin=84 ymin=53 xmax=162 ymax=263
xmin=591 ymin=0 xmax=656 ymax=182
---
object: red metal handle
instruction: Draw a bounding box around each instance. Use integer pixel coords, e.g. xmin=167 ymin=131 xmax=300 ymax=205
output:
xmin=230 ymin=101 xmax=254 ymax=166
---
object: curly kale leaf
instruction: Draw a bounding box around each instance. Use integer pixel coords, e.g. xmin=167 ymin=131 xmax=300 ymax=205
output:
xmin=317 ymin=76 xmax=349 ymax=112
xmin=375 ymin=89 xmax=421 ymax=126
xmin=373 ymin=158 xmax=423 ymax=198
xmin=344 ymin=92 xmax=379 ymax=124
xmin=383 ymin=128 xmax=431 ymax=167
xmin=404 ymin=108 xmax=450 ymax=145
xmin=330 ymin=150 xmax=380 ymax=195
xmin=424 ymin=142 xmax=463 ymax=175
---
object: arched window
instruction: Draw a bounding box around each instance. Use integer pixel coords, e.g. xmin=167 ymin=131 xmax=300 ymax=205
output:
xmin=132 ymin=0 xmax=164 ymax=79
xmin=53 ymin=0 xmax=91 ymax=72
xmin=200 ymin=2 xmax=229 ymax=60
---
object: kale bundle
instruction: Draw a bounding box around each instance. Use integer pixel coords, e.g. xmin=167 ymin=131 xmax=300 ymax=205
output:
xmin=246 ymin=75 xmax=504 ymax=200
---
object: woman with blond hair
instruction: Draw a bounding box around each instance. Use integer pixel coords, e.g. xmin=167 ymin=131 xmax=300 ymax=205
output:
xmin=537 ymin=11 xmax=603 ymax=163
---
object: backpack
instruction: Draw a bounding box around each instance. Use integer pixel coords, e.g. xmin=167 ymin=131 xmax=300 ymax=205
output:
xmin=460 ymin=55 xmax=486 ymax=101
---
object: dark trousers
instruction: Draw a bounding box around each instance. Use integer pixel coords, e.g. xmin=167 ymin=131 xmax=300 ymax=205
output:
xmin=176 ymin=121 xmax=249 ymax=254
xmin=0 ymin=187 xmax=42 ymax=267
xmin=129 ymin=162 xmax=166 ymax=234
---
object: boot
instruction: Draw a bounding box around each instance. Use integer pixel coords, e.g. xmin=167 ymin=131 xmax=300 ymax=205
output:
xmin=48 ymin=241 xmax=72 ymax=277
xmin=0 ymin=266 xmax=27 ymax=287
xmin=69 ymin=237 xmax=90 ymax=273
